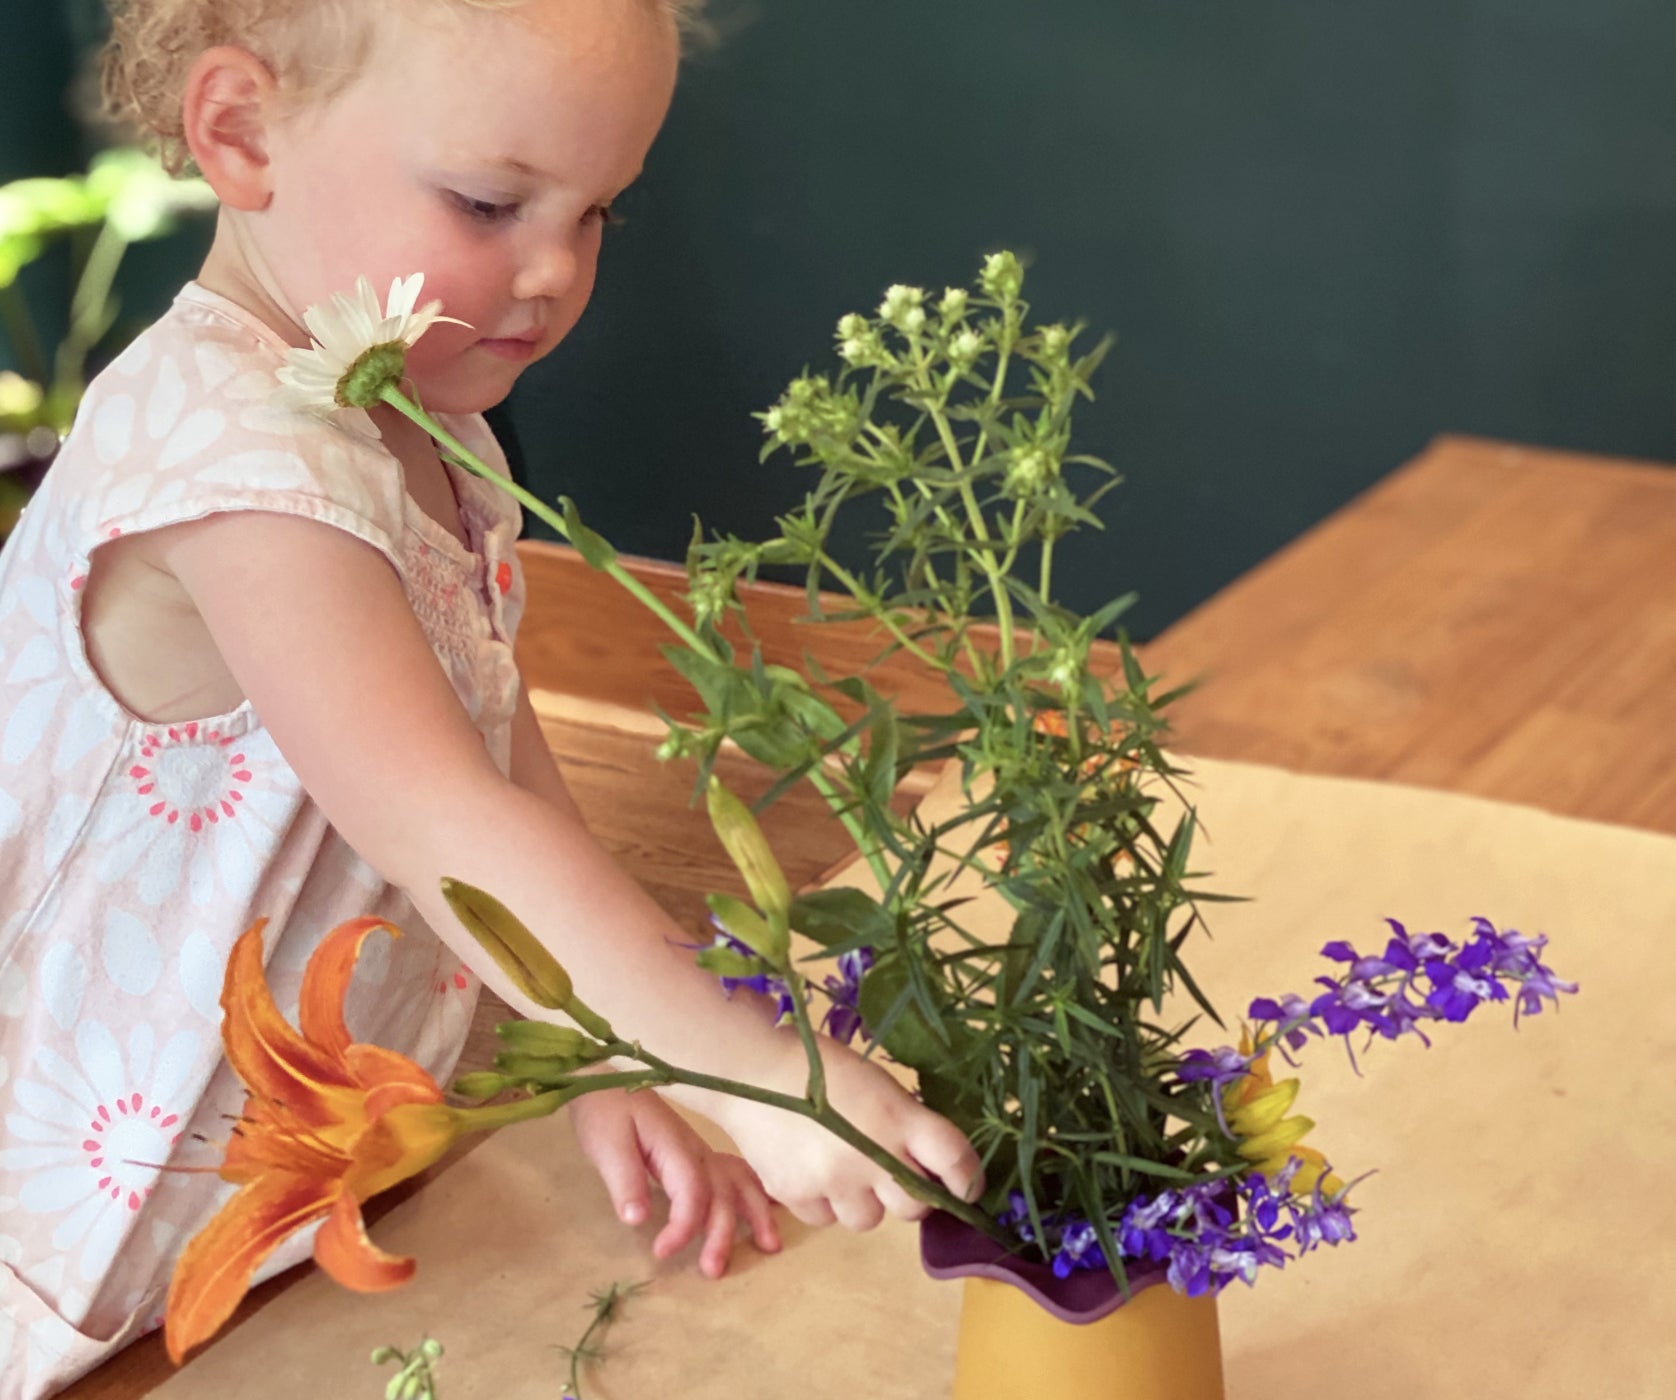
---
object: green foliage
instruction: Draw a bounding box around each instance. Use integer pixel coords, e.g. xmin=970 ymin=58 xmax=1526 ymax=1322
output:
xmin=0 ymin=148 xmax=216 ymax=439
xmin=659 ymin=252 xmax=1237 ymax=1263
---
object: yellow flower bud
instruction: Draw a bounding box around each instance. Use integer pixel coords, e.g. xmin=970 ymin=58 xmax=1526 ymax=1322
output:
xmin=440 ymin=878 xmax=572 ymax=1009
xmin=705 ymin=778 xmax=793 ymax=939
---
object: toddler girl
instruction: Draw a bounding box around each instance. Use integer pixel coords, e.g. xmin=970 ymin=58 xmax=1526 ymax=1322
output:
xmin=0 ymin=2 xmax=981 ymax=1393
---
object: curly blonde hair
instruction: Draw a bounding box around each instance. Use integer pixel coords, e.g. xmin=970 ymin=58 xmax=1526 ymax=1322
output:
xmin=101 ymin=0 xmax=707 ymax=175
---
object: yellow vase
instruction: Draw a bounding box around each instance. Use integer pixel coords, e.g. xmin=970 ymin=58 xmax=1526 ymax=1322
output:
xmin=950 ymin=1273 xmax=1226 ymax=1400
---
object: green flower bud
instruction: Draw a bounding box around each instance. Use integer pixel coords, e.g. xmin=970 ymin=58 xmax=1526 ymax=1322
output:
xmin=655 ymin=728 xmax=696 ymax=763
xmin=979 ymin=250 xmax=1024 ymax=302
xmin=1039 ymin=323 xmax=1071 ymax=358
xmin=705 ymin=778 xmax=793 ymax=960
xmin=495 ymin=1020 xmax=596 ymax=1057
xmin=451 ymin=1070 xmax=515 ymax=1099
xmin=706 ymin=891 xmax=788 ymax=967
xmin=687 ymin=567 xmax=734 ymax=627
xmin=420 ymin=1339 xmax=444 ymax=1362
xmin=877 ymin=283 xmax=926 ymax=330
xmin=948 ymin=328 xmax=984 ymax=367
xmin=1004 ymin=445 xmax=1056 ymax=498
xmin=938 ymin=286 xmax=969 ymax=321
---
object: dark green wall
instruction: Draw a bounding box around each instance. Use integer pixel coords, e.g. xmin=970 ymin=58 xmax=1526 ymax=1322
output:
xmin=507 ymin=0 xmax=1674 ymax=635
xmin=0 ymin=0 xmax=210 ymax=369
xmin=6 ymin=1 xmax=1673 ymax=637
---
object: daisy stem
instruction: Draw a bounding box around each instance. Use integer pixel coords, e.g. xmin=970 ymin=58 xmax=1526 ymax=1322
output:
xmin=377 ymin=386 xmax=713 ymax=658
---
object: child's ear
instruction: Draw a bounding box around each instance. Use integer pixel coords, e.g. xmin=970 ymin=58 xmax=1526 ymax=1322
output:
xmin=181 ymin=46 xmax=280 ymax=211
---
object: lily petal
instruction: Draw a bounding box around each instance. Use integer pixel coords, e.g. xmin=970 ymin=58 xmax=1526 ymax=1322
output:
xmin=165 ymin=1173 xmax=339 ymax=1363
xmin=349 ymin=1042 xmax=446 ymax=1117
xmin=1237 ymin=1114 xmax=1316 ymax=1162
xmin=298 ymin=918 xmax=402 ymax=1056
xmin=344 ymin=1101 xmax=461 ymax=1202
xmin=313 ymin=1191 xmax=417 ymax=1293
xmin=221 ymin=921 xmax=361 ymax=1129
xmin=1226 ymin=1076 xmax=1301 ymax=1135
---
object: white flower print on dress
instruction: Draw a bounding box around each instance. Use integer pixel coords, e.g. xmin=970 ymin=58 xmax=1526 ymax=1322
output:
xmin=90 ymin=723 xmax=289 ymax=907
xmin=1 ymin=1018 xmax=201 ymax=1284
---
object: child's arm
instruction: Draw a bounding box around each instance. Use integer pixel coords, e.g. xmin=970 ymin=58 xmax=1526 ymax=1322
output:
xmin=156 ymin=510 xmax=983 ymax=1227
xmin=507 ymin=680 xmax=782 ymax=1271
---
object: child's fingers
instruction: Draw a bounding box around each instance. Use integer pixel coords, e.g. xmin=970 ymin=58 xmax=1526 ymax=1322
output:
xmin=831 ymin=1190 xmax=886 ymax=1233
xmin=903 ymin=1113 xmax=985 ymax=1205
xmin=874 ymin=1175 xmax=931 ymax=1223
xmin=573 ymin=1099 xmax=653 ymax=1226
xmin=779 ymin=1195 xmax=837 ymax=1228
xmin=697 ymin=1193 xmax=739 ymax=1279
xmin=730 ymin=1164 xmax=782 ymax=1254
xmin=651 ymin=1151 xmax=710 ymax=1260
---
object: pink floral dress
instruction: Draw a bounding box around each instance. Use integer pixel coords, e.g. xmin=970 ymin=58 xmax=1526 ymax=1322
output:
xmin=0 ymin=283 xmax=526 ymax=1398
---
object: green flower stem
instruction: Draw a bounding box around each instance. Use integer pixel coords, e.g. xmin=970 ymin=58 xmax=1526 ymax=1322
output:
xmin=917 ymin=370 xmax=1014 ymax=673
xmin=452 ymin=1085 xmax=586 ymax=1132
xmin=563 ymin=995 xmax=617 ymax=1045
xmin=779 ymin=967 xmax=829 ymax=1113
xmin=811 ymin=548 xmax=942 ymax=670
xmin=802 ymin=761 xmax=893 ymax=896
xmin=0 ymin=283 xmax=49 ymax=389
xmin=378 ymin=386 xmax=714 ymax=659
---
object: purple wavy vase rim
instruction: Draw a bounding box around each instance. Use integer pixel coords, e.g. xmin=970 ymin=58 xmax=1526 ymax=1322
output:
xmin=919 ymin=1210 xmax=1170 ymax=1326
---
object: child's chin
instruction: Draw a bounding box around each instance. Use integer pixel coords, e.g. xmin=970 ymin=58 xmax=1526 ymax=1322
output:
xmin=408 ymin=375 xmax=517 ymax=417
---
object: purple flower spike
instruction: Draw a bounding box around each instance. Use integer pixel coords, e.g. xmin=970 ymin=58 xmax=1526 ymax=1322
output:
xmin=1176 ymin=1046 xmax=1253 ymax=1086
xmin=820 ymin=946 xmax=875 ymax=1045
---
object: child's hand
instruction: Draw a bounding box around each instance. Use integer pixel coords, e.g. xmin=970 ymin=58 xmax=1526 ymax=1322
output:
xmin=568 ymin=1084 xmax=782 ymax=1278
xmin=716 ymin=1034 xmax=985 ymax=1232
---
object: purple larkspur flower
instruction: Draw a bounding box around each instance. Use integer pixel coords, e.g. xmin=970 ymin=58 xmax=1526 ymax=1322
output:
xmin=995 ymin=1190 xmax=1037 ymax=1243
xmin=1118 ymin=1191 xmax=1179 ymax=1262
xmin=1177 ymin=1046 xmax=1254 ymax=1087
xmin=1423 ymin=959 xmax=1504 ymax=1022
xmin=1051 ymin=1219 xmax=1106 ymax=1279
xmin=693 ymin=918 xmax=798 ymax=1022
xmin=821 ymin=946 xmax=875 ymax=1045
xmin=1247 ymin=993 xmax=1318 ymax=1051
xmin=1291 ymin=1192 xmax=1357 ymax=1252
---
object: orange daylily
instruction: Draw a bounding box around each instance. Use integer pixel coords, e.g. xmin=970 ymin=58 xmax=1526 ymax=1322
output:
xmin=165 ymin=918 xmax=483 ymax=1362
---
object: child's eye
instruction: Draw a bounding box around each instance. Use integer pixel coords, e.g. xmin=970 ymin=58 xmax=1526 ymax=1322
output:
xmin=446 ymin=191 xmax=521 ymax=223
xmin=586 ymin=203 xmax=620 ymax=228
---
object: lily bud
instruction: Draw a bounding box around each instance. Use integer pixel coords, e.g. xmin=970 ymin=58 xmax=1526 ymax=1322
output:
xmin=706 ymin=891 xmax=789 ymax=968
xmin=440 ymin=878 xmax=573 ymax=1010
xmin=451 ymin=1070 xmax=516 ymax=1099
xmin=705 ymin=779 xmax=793 ymax=944
xmin=494 ymin=1020 xmax=597 ymax=1058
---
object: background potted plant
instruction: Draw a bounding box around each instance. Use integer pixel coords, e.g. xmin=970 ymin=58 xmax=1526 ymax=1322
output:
xmin=0 ymin=146 xmax=215 ymax=535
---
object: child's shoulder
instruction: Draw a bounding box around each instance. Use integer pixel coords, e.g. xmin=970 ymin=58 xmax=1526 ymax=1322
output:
xmin=48 ymin=283 xmax=411 ymax=552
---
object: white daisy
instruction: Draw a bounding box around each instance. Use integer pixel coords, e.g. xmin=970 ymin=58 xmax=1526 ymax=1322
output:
xmin=275 ymin=274 xmax=466 ymax=415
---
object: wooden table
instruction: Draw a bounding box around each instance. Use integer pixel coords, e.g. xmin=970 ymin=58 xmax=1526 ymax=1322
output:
xmin=60 ymin=433 xmax=1675 ymax=1398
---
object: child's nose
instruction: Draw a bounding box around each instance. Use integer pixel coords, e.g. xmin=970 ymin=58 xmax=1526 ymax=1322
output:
xmin=512 ymin=241 xmax=579 ymax=302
